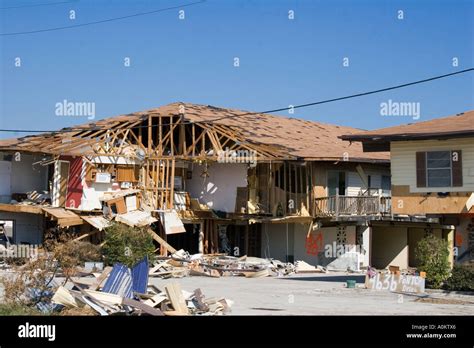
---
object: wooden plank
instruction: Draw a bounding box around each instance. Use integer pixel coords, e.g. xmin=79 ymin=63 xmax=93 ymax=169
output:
xmin=0 ymin=203 xmax=43 ymax=214
xmin=170 ymin=116 xmax=174 ymax=156
xmin=148 ymin=115 xmax=152 ymax=154
xmin=122 ymin=297 xmax=164 ymax=316
xmin=73 ymin=229 xmax=100 ymax=241
xmin=83 ymin=289 xmax=123 ymax=306
xmin=147 ymin=228 xmax=177 ymax=254
xmin=164 ymin=283 xmax=188 ymax=315
xmin=88 ymin=266 xmax=113 ymax=291
xmin=170 ymin=158 xmax=175 ymax=209
xmin=58 ymin=218 xmax=84 ymax=227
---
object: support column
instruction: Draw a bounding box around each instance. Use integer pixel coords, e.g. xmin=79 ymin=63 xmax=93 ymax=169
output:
xmin=361 ymin=225 xmax=372 ymax=267
xmin=444 ymin=227 xmax=455 ymax=269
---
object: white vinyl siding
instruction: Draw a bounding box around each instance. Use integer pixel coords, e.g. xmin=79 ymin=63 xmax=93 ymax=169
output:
xmin=347 ymin=172 xmax=363 ymax=196
xmin=346 ymin=171 xmax=388 ymax=196
xmin=391 ymin=138 xmax=474 ymax=192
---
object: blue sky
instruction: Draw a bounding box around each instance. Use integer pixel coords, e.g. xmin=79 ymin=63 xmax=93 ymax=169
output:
xmin=0 ymin=0 xmax=473 ymax=138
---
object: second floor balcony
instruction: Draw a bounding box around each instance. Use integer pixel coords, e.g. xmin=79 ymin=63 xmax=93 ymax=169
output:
xmin=313 ymin=194 xmax=391 ymax=217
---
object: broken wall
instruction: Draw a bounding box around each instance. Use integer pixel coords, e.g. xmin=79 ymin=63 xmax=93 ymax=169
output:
xmin=0 ymin=212 xmax=43 ymax=245
xmin=187 ymin=163 xmax=247 ymax=213
xmin=294 ymin=225 xmax=360 ymax=270
xmin=0 ymin=153 xmax=49 ymax=203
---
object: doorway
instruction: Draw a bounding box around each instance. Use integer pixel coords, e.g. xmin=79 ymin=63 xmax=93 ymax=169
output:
xmin=327 ymin=171 xmax=346 ymax=196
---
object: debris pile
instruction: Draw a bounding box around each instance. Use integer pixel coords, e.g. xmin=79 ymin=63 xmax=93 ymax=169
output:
xmin=48 ymin=256 xmax=233 ymax=316
xmin=147 ymin=250 xmax=302 ymax=279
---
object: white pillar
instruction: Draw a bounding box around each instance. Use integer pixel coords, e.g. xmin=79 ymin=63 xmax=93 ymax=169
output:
xmin=361 ymin=225 xmax=372 ymax=267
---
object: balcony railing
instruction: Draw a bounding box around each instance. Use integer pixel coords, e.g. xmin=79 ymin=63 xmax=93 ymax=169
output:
xmin=313 ymin=195 xmax=391 ymax=217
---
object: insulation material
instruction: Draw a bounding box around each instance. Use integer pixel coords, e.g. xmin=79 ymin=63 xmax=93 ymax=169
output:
xmin=115 ymin=210 xmax=157 ymax=227
xmin=159 ymin=210 xmax=186 ymax=235
xmin=82 ymin=216 xmax=111 ymax=231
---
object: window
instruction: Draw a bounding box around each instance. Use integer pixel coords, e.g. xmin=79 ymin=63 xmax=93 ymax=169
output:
xmin=416 ymin=150 xmax=462 ymax=188
xmin=426 ymin=151 xmax=451 ymax=187
xmin=381 ymin=175 xmax=391 ymax=195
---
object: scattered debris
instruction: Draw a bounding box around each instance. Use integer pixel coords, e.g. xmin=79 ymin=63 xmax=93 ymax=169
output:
xmin=295 ymin=260 xmax=327 ymax=273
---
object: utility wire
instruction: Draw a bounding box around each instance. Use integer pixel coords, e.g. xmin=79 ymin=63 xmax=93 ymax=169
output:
xmin=0 ymin=0 xmax=205 ymax=36
xmin=0 ymin=68 xmax=472 ymax=135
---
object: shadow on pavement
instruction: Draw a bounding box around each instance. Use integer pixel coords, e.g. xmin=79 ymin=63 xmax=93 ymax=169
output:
xmin=280 ymin=275 xmax=366 ymax=283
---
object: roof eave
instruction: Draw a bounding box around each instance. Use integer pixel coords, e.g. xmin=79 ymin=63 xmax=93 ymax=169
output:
xmin=340 ymin=130 xmax=474 ymax=142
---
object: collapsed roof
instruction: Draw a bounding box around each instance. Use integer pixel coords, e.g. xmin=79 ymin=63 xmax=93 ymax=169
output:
xmin=0 ymin=102 xmax=389 ymax=163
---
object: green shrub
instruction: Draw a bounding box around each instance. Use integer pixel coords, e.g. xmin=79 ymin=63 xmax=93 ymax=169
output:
xmin=102 ymin=223 xmax=155 ymax=267
xmin=444 ymin=264 xmax=474 ymax=291
xmin=415 ymin=234 xmax=451 ymax=289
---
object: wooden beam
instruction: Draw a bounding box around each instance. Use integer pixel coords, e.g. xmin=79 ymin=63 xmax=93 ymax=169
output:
xmin=147 ymin=228 xmax=177 ymax=254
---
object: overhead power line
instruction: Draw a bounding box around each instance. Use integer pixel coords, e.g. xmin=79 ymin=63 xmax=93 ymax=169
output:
xmin=0 ymin=0 xmax=205 ymax=36
xmin=0 ymin=68 xmax=472 ymax=134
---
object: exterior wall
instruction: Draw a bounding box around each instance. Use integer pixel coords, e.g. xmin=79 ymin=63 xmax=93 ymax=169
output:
xmin=391 ymin=138 xmax=474 ymax=214
xmin=294 ymin=225 xmax=360 ymax=270
xmin=0 ymin=153 xmax=48 ymax=203
xmin=0 ymin=212 xmax=43 ymax=245
xmin=391 ymin=185 xmax=472 ymax=214
xmin=311 ymin=161 xmax=390 ymax=198
xmin=65 ymin=156 xmax=83 ymax=209
xmin=371 ymin=226 xmax=408 ymax=269
xmin=187 ymin=163 xmax=248 ymax=213
xmin=261 ymin=223 xmax=294 ymax=261
xmin=10 ymin=153 xmax=49 ymax=194
xmin=0 ymin=160 xmax=11 ymax=203
xmin=263 ymin=223 xmax=362 ymax=270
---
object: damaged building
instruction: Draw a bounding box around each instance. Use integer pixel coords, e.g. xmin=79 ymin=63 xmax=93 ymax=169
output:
xmin=0 ymin=102 xmax=453 ymax=270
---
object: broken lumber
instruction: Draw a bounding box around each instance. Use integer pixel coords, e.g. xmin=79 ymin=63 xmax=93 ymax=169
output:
xmin=89 ymin=266 xmax=113 ymax=291
xmin=164 ymin=283 xmax=188 ymax=315
xmin=122 ymin=298 xmax=164 ymax=316
xmin=83 ymin=289 xmax=124 ymax=306
xmin=147 ymin=228 xmax=177 ymax=254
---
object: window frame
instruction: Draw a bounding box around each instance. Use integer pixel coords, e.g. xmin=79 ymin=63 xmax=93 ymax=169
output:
xmin=425 ymin=150 xmax=452 ymax=188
